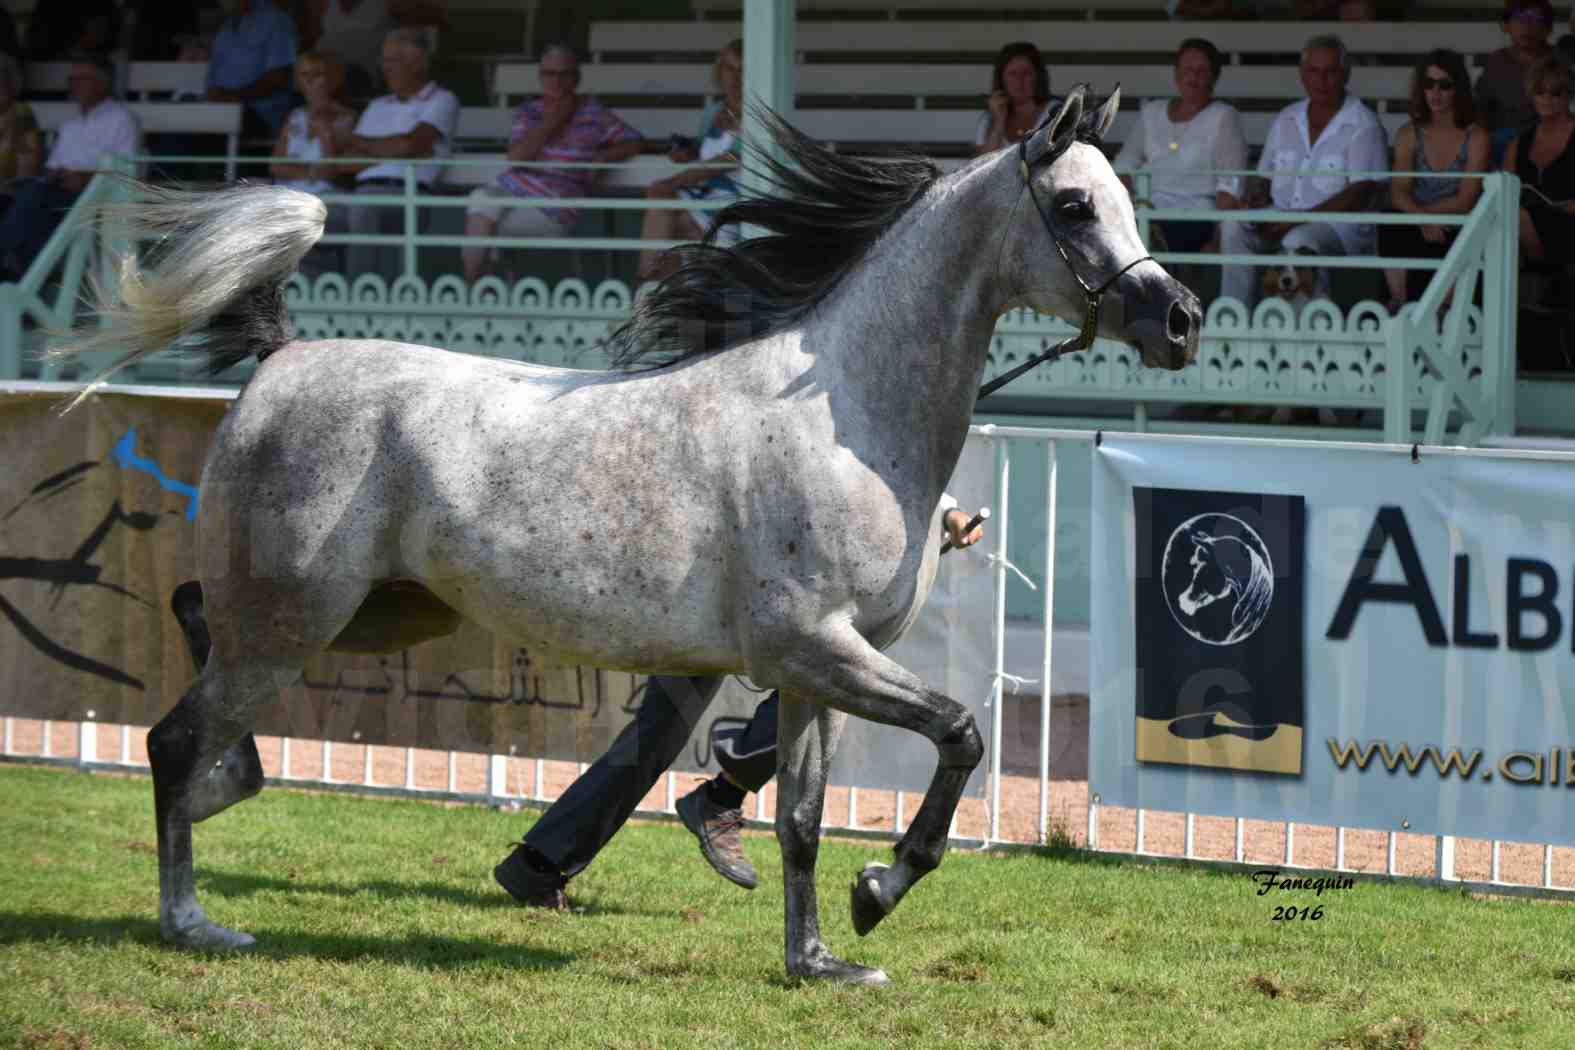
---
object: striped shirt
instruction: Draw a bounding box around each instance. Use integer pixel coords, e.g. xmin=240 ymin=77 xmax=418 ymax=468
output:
xmin=497 ymin=96 xmax=641 ymax=226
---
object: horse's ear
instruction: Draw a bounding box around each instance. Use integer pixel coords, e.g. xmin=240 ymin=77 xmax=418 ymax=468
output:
xmin=1093 ymin=85 xmax=1121 ymax=141
xmin=1027 ymin=84 xmax=1085 ymax=166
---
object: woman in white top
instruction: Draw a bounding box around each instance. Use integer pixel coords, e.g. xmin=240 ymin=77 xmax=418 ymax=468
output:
xmin=1115 ymin=38 xmax=1247 ymax=254
xmin=975 ymin=42 xmax=1054 ymax=156
xmin=639 ymin=40 xmax=744 ymax=281
xmin=270 ymin=52 xmax=359 ymax=271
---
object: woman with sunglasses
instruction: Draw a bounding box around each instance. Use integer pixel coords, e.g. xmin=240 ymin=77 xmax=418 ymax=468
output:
xmin=1504 ymin=56 xmax=1575 ymax=263
xmin=1380 ymin=50 xmax=1488 ymax=312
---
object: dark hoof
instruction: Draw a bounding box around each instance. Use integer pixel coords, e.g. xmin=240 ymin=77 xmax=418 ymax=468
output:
xmin=789 ymin=945 xmax=890 ymax=986
xmin=165 ymin=920 xmax=257 ymax=952
xmin=851 ymin=865 xmax=893 ymax=937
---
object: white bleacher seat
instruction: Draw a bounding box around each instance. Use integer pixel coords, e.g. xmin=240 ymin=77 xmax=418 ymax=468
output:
xmin=31 ymin=100 xmax=244 ymax=181
xmin=126 ymin=62 xmax=208 ymax=101
xmin=588 ymin=20 xmax=1496 ymax=61
xmin=459 ymin=101 xmax=1408 ymax=158
xmin=493 ymin=61 xmax=1415 ymax=110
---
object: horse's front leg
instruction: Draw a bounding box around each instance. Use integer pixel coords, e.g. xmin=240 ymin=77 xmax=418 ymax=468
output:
xmin=775 ymin=626 xmax=983 ymax=943
xmin=775 ymin=694 xmax=888 ymax=985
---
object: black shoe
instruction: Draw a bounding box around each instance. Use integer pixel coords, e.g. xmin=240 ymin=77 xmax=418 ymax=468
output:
xmin=494 ymin=845 xmax=569 ymax=910
xmin=676 ymin=785 xmax=758 ymax=890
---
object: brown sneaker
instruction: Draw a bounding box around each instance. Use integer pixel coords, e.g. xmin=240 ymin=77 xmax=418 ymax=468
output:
xmin=676 ymin=784 xmax=758 ymax=890
xmin=494 ymin=845 xmax=569 ymax=910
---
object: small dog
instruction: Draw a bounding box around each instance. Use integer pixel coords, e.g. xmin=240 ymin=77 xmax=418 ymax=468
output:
xmin=1260 ymin=246 xmax=1320 ymax=314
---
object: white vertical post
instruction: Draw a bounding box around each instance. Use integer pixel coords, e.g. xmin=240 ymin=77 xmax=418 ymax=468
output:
xmin=534 ymin=757 xmax=545 ymax=801
xmin=41 ymin=720 xmax=52 ymax=758
xmin=666 ymin=770 xmax=676 ymax=812
xmin=847 ymin=786 xmax=858 ymax=830
xmin=488 ymin=755 xmax=509 ymax=801
xmin=404 ymin=746 xmax=416 ymax=791
xmin=742 ymin=0 xmax=795 ymax=143
xmin=447 ymin=751 xmax=457 ymax=794
xmin=322 ymin=739 xmax=333 ymax=783
xmin=281 ymin=737 xmax=291 ymax=779
xmin=1386 ymin=831 xmax=1397 ymax=876
xmin=119 ymin=724 xmax=131 ymax=764
xmin=3 ymin=717 xmax=12 ymax=755
xmin=1135 ymin=808 xmax=1146 ymax=854
xmin=1491 ymin=840 xmax=1502 ymax=883
xmin=756 ymin=788 xmax=767 ymax=823
xmin=988 ymin=441 xmax=1009 ymax=845
xmin=1544 ymin=844 xmax=1555 ymax=889
xmin=362 ymin=743 xmax=374 ymax=786
xmin=1335 ymin=827 xmax=1347 ymax=870
xmin=1038 ymin=440 xmax=1057 ymax=845
xmin=1435 ymin=835 xmax=1456 ymax=882
xmin=78 ymin=711 xmax=97 ymax=765
xmin=1283 ymin=822 xmax=1294 ymax=866
xmin=1233 ymin=817 xmax=1244 ymax=863
xmin=1086 ymin=794 xmax=1099 ymax=850
xmin=1183 ymin=813 xmax=1195 ymax=860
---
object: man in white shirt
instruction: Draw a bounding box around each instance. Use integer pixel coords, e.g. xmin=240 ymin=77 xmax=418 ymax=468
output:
xmin=0 ymin=57 xmax=138 ymax=280
xmin=329 ymin=27 xmax=459 ymax=282
xmin=1218 ymin=35 xmax=1389 ymax=308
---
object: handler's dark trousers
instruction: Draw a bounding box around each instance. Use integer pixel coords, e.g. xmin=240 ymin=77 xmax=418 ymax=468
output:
xmin=523 ymin=676 xmax=781 ymax=878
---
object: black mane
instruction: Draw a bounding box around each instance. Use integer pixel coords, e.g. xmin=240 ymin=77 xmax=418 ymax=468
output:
xmin=604 ymin=109 xmax=941 ymax=369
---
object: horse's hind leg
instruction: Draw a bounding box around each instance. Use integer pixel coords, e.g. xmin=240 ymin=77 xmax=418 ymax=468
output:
xmin=775 ymin=694 xmax=887 ymax=986
xmin=773 ymin=627 xmax=983 ymax=945
xmin=170 ymin=581 xmax=265 ymax=825
xmin=149 ymin=657 xmax=296 ymax=950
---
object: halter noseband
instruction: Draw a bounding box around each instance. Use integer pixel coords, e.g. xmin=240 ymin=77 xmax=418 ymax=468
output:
xmin=977 ymin=91 xmax=1153 ymax=401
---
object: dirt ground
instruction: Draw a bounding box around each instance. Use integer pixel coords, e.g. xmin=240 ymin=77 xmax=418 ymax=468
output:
xmin=7 ymin=698 xmax=1573 ymax=889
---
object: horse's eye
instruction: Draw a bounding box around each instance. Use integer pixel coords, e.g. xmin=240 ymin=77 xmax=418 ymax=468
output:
xmin=1057 ymin=199 xmax=1095 ymax=222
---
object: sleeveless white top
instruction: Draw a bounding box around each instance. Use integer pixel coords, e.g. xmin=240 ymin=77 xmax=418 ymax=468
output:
xmin=278 ymin=107 xmax=337 ymax=196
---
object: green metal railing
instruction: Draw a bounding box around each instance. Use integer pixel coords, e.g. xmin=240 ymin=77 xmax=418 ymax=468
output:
xmin=0 ymin=156 xmax=1520 ymax=445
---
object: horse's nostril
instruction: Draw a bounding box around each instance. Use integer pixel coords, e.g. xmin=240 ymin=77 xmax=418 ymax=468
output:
xmin=1166 ymin=299 xmax=1192 ymax=344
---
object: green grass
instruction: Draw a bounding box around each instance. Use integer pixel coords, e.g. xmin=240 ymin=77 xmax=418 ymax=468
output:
xmin=3 ymin=764 xmax=1575 ymax=1050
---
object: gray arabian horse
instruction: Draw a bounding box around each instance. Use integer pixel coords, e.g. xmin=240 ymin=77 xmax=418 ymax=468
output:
xmin=56 ymin=88 xmax=1198 ymax=985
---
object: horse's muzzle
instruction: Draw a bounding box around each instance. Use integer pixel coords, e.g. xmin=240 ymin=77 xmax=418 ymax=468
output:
xmin=1116 ymin=268 xmax=1202 ymax=372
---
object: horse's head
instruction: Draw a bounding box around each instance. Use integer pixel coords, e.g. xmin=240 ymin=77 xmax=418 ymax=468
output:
xmin=1005 ymin=85 xmax=1200 ymax=372
xmin=1178 ymin=529 xmax=1241 ymax=617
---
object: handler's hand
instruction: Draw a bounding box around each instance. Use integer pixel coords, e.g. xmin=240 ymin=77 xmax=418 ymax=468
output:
xmin=943 ymin=508 xmax=985 ymax=549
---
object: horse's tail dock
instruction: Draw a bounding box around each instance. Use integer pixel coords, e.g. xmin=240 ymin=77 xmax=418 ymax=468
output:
xmin=49 ymin=179 xmax=327 ymax=409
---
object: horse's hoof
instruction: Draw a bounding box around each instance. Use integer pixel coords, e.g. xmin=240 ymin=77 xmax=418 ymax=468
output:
xmin=165 ymin=920 xmax=257 ymax=952
xmin=850 ymin=863 xmax=894 ymax=937
xmin=789 ymin=954 xmax=891 ymax=987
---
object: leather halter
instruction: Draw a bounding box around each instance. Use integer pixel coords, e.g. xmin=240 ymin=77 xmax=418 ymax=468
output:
xmin=977 ymin=94 xmax=1153 ymax=401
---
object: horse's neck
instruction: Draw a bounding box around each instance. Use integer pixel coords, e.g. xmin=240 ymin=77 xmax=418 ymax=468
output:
xmin=814 ymin=158 xmax=1014 ymax=505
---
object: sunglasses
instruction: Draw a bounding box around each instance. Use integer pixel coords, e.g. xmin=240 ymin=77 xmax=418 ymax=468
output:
xmin=1421 ymin=76 xmax=1455 ymax=91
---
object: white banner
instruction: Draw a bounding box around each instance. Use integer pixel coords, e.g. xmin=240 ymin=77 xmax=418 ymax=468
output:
xmin=1091 ymin=434 xmax=1575 ymax=847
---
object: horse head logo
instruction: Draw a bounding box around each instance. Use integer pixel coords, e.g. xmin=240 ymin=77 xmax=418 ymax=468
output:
xmin=1162 ymin=514 xmax=1275 ymax=646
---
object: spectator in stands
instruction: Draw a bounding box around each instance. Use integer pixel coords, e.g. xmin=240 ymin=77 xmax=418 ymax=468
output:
xmin=1557 ymin=5 xmax=1575 ymax=69
xmin=0 ymin=57 xmax=137 ymax=280
xmin=302 ymin=0 xmax=446 ymax=97
xmin=332 ymin=27 xmax=458 ymax=281
xmin=1218 ymin=35 xmax=1388 ymax=309
xmin=207 ymin=0 xmax=299 ymax=138
xmin=270 ymin=50 xmax=358 ymax=275
xmin=975 ymin=42 xmax=1054 ymax=156
xmin=24 ymin=2 xmax=115 ymax=60
xmin=461 ymin=43 xmax=642 ymax=284
xmin=0 ymin=54 xmax=42 ymax=199
xmin=1379 ymin=50 xmax=1488 ymax=311
xmin=637 ymin=39 xmax=743 ymax=281
xmin=1504 ymin=56 xmax=1575 ymax=264
xmin=1476 ymin=1 xmax=1555 ymax=163
xmin=1114 ymin=38 xmax=1246 ymax=256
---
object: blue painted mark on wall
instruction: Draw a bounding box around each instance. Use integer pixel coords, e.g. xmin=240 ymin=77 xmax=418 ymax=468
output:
xmin=111 ymin=428 xmax=200 ymax=521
